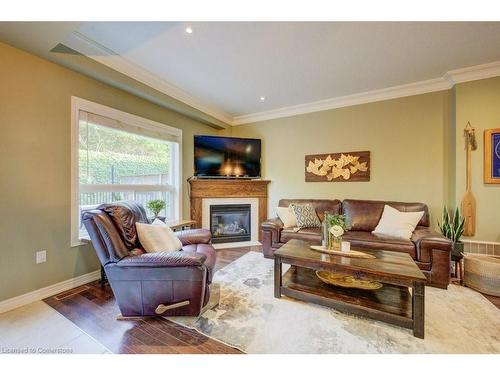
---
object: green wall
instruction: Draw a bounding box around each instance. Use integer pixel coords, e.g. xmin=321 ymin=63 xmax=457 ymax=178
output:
xmin=230 ymin=80 xmax=500 ymax=243
xmin=1 ymin=40 xmax=499 ymax=303
xmin=0 ymin=42 xmax=218 ymax=301
xmin=455 ymin=77 xmax=500 ymax=242
xmin=230 ymin=91 xmax=452 ymax=228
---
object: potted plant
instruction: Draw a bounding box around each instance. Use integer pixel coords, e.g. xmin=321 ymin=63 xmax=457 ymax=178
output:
xmin=147 ymin=199 xmax=166 ymax=220
xmin=438 ymin=205 xmax=465 ymax=258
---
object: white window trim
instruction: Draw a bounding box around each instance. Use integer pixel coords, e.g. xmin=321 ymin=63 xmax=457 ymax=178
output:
xmin=70 ymin=96 xmax=182 ymax=247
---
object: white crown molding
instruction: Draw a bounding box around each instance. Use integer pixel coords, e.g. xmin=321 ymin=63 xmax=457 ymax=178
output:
xmin=232 ymin=77 xmax=452 ymax=125
xmin=64 ymin=31 xmax=234 ymax=125
xmin=445 ymin=61 xmax=500 ymax=85
xmin=0 ymin=270 xmax=100 ymax=314
xmin=60 ymin=32 xmax=500 ymax=127
xmin=233 ymin=61 xmax=500 ymax=125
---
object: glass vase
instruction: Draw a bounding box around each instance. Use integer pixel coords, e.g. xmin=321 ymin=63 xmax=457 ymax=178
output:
xmin=327 ymin=233 xmax=342 ymax=250
xmin=321 ymin=217 xmax=329 ymax=247
xmin=332 ymin=236 xmax=342 ymax=250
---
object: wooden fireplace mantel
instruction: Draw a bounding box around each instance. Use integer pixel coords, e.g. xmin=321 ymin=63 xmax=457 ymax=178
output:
xmin=188 ymin=178 xmax=271 ymax=240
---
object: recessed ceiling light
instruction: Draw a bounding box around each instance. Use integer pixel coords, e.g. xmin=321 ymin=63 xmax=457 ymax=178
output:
xmin=260 ymin=96 xmax=266 ymax=101
xmin=185 ymin=27 xmax=193 ymax=34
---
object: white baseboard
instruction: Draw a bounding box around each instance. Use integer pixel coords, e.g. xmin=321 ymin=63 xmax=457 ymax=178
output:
xmin=0 ymin=270 xmax=101 ymax=314
xmin=213 ymin=240 xmax=261 ymax=250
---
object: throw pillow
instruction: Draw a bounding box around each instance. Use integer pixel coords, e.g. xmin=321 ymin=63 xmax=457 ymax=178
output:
xmin=290 ymin=203 xmax=321 ymax=229
xmin=276 ymin=206 xmax=298 ymax=228
xmin=136 ymin=220 xmax=183 ymax=253
xmin=372 ymin=205 xmax=424 ymax=240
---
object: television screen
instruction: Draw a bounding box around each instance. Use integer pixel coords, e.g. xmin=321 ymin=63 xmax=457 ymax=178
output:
xmin=194 ymin=135 xmax=261 ymax=178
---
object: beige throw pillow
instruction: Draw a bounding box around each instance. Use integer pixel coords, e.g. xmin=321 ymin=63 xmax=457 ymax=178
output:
xmin=372 ymin=205 xmax=424 ymax=240
xmin=136 ymin=219 xmax=183 ymax=253
xmin=276 ymin=206 xmax=298 ymax=228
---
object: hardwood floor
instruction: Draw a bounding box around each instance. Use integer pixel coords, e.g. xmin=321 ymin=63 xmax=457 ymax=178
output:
xmin=43 ymin=245 xmax=499 ymax=354
xmin=44 ymin=246 xmax=259 ymax=354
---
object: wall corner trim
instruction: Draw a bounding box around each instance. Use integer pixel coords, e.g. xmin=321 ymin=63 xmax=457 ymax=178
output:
xmin=0 ymin=270 xmax=100 ymax=314
xmin=444 ymin=61 xmax=500 ymax=85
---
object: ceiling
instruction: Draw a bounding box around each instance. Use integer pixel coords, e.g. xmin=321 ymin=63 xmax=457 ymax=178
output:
xmin=1 ymin=22 xmax=500 ymax=126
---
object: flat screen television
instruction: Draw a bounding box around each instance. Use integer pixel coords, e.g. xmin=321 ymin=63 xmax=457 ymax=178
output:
xmin=194 ymin=135 xmax=261 ymax=178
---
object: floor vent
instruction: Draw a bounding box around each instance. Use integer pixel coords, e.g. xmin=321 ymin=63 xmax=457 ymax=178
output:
xmin=54 ymin=285 xmax=90 ymax=301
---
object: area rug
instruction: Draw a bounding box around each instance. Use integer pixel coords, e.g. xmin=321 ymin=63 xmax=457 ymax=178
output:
xmin=168 ymin=251 xmax=500 ymax=354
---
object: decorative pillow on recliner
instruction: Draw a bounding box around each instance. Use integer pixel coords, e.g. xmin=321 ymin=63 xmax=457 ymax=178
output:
xmin=372 ymin=205 xmax=424 ymax=240
xmin=136 ymin=219 xmax=183 ymax=253
xmin=290 ymin=203 xmax=321 ymax=229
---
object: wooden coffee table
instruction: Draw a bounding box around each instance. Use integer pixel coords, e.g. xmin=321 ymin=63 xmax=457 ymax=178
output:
xmin=274 ymin=239 xmax=427 ymax=338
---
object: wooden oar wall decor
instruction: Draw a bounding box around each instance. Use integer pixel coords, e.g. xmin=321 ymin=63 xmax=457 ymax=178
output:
xmin=461 ymin=122 xmax=477 ymax=236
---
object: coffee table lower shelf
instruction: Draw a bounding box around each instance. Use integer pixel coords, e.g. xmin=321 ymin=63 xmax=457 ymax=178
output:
xmin=279 ymin=266 xmax=417 ymax=336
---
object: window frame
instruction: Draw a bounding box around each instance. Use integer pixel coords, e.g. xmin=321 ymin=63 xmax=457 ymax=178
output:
xmin=70 ymin=96 xmax=182 ymax=247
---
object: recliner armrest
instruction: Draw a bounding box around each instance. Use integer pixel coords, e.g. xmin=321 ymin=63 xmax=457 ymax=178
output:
xmin=175 ymin=228 xmax=211 ymax=245
xmin=117 ymin=251 xmax=207 ymax=268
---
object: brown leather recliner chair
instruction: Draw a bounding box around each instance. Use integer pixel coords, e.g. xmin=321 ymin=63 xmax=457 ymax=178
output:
xmin=82 ymin=201 xmax=216 ymax=317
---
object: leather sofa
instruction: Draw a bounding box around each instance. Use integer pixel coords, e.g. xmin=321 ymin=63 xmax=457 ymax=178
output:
xmin=262 ymin=199 xmax=451 ymax=289
xmin=83 ymin=201 xmax=216 ymax=317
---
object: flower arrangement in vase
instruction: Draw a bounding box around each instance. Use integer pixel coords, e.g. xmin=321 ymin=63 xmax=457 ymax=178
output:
xmin=323 ymin=213 xmax=348 ymax=250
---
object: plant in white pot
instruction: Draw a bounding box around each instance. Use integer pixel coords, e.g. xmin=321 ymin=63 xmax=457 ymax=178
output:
xmin=147 ymin=199 xmax=166 ymax=220
xmin=438 ymin=206 xmax=466 ymax=259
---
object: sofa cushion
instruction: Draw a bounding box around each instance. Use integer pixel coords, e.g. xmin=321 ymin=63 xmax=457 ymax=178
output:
xmin=290 ymin=203 xmax=322 ymax=228
xmin=372 ymin=205 xmax=424 ymax=240
xmin=279 ymin=199 xmax=341 ymax=222
xmin=343 ymin=231 xmax=417 ymax=259
xmin=281 ymin=227 xmax=322 ymax=243
xmin=276 ymin=206 xmax=298 ymax=228
xmin=342 ymin=199 xmax=429 ymax=232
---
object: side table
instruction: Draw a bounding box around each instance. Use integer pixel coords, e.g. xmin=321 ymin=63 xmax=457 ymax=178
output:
xmin=452 ymin=254 xmax=464 ymax=285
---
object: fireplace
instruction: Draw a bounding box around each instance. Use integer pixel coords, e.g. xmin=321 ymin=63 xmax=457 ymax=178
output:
xmin=210 ymin=204 xmax=251 ymax=244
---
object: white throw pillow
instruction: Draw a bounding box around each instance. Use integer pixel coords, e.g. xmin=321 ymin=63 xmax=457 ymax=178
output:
xmin=136 ymin=220 xmax=183 ymax=253
xmin=276 ymin=206 xmax=298 ymax=228
xmin=372 ymin=205 xmax=424 ymax=240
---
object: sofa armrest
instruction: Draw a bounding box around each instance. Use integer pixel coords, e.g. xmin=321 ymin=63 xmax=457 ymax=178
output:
xmin=412 ymin=228 xmax=451 ymax=249
xmin=261 ymin=217 xmax=284 ymax=257
xmin=262 ymin=217 xmax=284 ymax=231
xmin=117 ymin=251 xmax=207 ymax=268
xmin=175 ymin=228 xmax=211 ymax=245
xmin=412 ymin=227 xmax=451 ymax=288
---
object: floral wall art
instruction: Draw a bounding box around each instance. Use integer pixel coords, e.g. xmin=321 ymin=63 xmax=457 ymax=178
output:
xmin=305 ymin=151 xmax=370 ymax=182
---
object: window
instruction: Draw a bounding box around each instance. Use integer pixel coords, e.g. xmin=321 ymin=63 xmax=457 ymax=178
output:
xmin=71 ymin=97 xmax=181 ymax=246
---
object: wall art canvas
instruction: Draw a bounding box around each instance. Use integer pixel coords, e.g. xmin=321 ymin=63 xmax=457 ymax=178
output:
xmin=305 ymin=151 xmax=370 ymax=182
xmin=484 ymin=128 xmax=500 ymax=184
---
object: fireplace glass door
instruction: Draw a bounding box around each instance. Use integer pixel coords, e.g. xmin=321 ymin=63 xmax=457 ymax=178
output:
xmin=209 ymin=204 xmax=251 ymax=243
